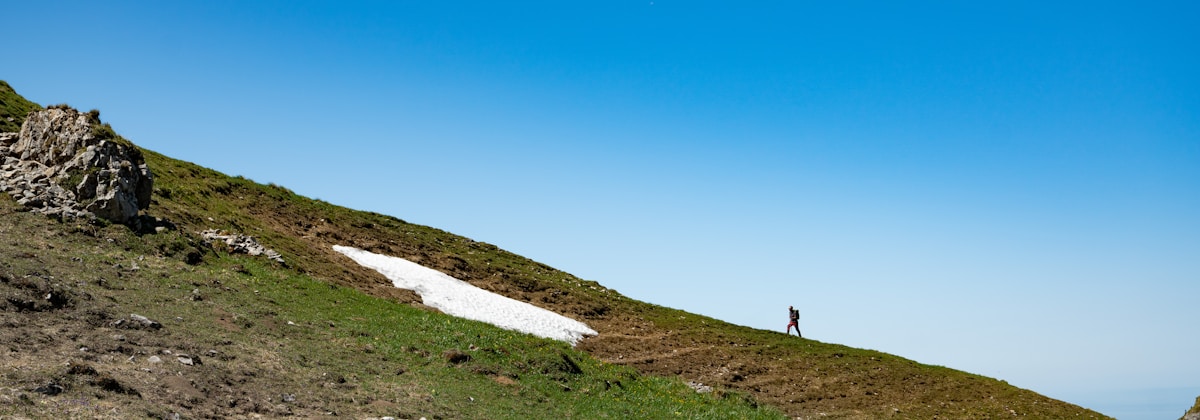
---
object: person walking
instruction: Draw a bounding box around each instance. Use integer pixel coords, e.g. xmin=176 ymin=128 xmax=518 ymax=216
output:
xmin=786 ymin=305 xmax=802 ymax=337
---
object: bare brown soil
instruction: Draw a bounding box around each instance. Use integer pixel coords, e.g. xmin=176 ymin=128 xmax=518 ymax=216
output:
xmin=0 ymin=202 xmax=326 ymax=418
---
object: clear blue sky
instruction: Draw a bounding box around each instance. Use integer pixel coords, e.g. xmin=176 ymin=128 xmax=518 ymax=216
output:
xmin=4 ymin=2 xmax=1197 ymax=418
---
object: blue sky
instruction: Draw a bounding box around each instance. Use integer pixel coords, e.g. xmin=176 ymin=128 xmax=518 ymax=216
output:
xmin=4 ymin=1 xmax=1198 ymax=418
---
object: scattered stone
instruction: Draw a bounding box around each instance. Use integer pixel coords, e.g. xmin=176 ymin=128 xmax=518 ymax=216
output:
xmin=200 ymin=229 xmax=285 ymax=263
xmin=129 ymin=313 xmax=162 ymax=330
xmin=687 ymin=381 xmax=713 ymax=394
xmin=147 ymin=356 xmax=162 ymax=364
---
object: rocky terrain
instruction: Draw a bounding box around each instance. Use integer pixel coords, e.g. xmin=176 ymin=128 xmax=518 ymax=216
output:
xmin=0 ymin=82 xmax=1113 ymax=418
xmin=0 ymin=106 xmax=152 ymax=226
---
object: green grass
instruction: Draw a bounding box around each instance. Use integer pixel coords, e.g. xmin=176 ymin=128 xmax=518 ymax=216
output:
xmin=134 ymin=147 xmax=1108 ymax=419
xmin=0 ymin=199 xmax=781 ymax=418
xmin=0 ymin=79 xmax=41 ymax=132
xmin=1 ymin=83 xmax=783 ymax=417
xmin=185 ymin=258 xmax=777 ymax=419
xmin=0 ymin=81 xmax=1111 ymax=419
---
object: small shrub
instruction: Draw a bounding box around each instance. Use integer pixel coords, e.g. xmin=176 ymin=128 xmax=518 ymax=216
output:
xmin=90 ymin=122 xmax=119 ymax=141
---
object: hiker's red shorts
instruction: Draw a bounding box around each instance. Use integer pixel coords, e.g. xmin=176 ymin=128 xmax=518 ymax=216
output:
xmin=787 ymin=321 xmax=798 ymax=328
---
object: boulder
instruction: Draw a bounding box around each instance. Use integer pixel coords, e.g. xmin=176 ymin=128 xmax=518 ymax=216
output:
xmin=0 ymin=132 xmax=16 ymax=155
xmin=11 ymin=107 xmax=95 ymax=166
xmin=0 ymin=106 xmax=153 ymax=224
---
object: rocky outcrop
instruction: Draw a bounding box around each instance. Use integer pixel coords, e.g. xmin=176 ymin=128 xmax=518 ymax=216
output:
xmin=200 ymin=229 xmax=285 ymax=264
xmin=0 ymin=106 xmax=153 ymax=224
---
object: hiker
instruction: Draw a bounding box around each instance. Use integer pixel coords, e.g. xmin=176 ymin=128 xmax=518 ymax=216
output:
xmin=786 ymin=305 xmax=802 ymax=337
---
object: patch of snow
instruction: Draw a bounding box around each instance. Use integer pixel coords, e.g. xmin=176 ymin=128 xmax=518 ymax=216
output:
xmin=333 ymin=246 xmax=597 ymax=345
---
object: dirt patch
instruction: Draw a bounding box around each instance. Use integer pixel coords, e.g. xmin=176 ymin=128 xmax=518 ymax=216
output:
xmin=0 ymin=199 xmax=327 ymax=417
xmin=212 ymin=307 xmax=241 ymax=331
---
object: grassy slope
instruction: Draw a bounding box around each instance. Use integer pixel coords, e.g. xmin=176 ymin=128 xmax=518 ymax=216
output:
xmin=1 ymin=82 xmax=1110 ymax=418
xmin=1185 ymin=395 xmax=1200 ymax=419
xmin=0 ymin=80 xmax=41 ymax=133
xmin=0 ymin=194 xmax=778 ymax=419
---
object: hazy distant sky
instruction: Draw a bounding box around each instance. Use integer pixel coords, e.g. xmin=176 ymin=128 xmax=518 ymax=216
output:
xmin=4 ymin=2 xmax=1197 ymax=418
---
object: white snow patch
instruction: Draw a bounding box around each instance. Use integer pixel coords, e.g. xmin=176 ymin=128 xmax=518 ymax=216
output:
xmin=333 ymin=245 xmax=597 ymax=345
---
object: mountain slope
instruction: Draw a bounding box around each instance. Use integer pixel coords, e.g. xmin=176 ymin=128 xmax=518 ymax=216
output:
xmin=145 ymin=141 xmax=1106 ymax=419
xmin=0 ymin=192 xmax=781 ymax=419
xmin=1183 ymin=395 xmax=1200 ymax=420
xmin=0 ymin=82 xmax=1109 ymax=418
xmin=0 ymin=80 xmax=40 ymax=133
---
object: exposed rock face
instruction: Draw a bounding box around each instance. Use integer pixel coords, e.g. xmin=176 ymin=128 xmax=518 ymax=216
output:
xmin=0 ymin=106 xmax=153 ymax=224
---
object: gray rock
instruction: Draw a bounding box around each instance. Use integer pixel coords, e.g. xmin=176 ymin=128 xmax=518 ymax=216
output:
xmin=686 ymin=381 xmax=713 ymax=393
xmin=16 ymin=197 xmax=43 ymax=207
xmin=129 ymin=313 xmax=162 ymax=330
xmin=200 ymin=229 xmax=285 ymax=263
xmin=12 ymin=107 xmax=93 ymax=166
xmin=176 ymin=354 xmax=201 ymax=366
xmin=0 ymin=107 xmax=153 ymax=224
xmin=0 ymin=132 xmax=16 ymax=147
